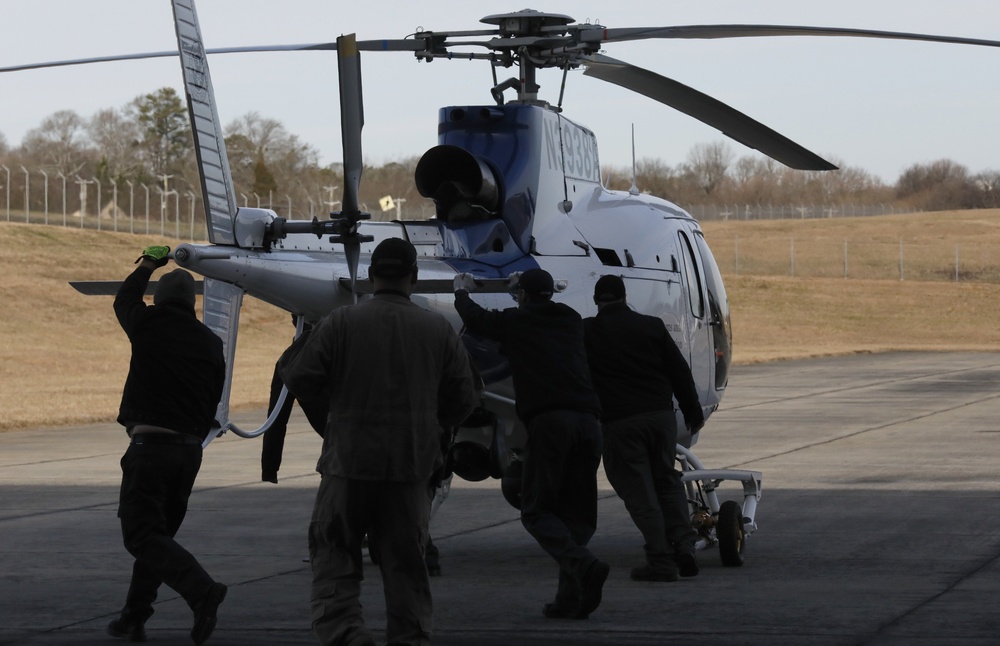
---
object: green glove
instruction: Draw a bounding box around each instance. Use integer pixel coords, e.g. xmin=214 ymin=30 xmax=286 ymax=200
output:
xmin=135 ymin=245 xmax=171 ymax=267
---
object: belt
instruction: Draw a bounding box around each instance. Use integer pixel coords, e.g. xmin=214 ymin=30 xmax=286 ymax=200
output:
xmin=130 ymin=432 xmax=202 ymax=446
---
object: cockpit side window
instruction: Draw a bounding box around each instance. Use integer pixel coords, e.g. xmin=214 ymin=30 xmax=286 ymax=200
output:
xmin=694 ymin=232 xmax=732 ymax=390
xmin=678 ymin=231 xmax=704 ymax=319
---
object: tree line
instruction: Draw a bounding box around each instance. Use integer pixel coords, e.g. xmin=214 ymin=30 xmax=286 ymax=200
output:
xmin=1 ymin=88 xmax=997 ymax=227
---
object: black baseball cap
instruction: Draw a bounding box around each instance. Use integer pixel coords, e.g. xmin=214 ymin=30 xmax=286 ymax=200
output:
xmin=369 ymin=238 xmax=417 ymax=279
xmin=517 ymin=268 xmax=554 ymax=298
xmin=594 ymin=274 xmax=626 ymax=303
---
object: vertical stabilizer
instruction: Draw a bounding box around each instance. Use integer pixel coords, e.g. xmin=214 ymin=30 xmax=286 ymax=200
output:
xmin=201 ymin=278 xmax=244 ymax=444
xmin=171 ymin=0 xmax=238 ymax=245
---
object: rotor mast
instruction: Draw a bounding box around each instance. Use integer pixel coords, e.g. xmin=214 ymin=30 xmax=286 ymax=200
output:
xmin=480 ymin=10 xmax=577 ymax=104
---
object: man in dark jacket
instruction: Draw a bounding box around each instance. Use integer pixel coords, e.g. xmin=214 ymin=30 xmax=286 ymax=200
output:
xmin=583 ymin=274 xmax=705 ymax=582
xmin=261 ymin=317 xmax=327 ymax=484
xmin=108 ymin=246 xmax=228 ymax=645
xmin=454 ymin=268 xmax=609 ymax=620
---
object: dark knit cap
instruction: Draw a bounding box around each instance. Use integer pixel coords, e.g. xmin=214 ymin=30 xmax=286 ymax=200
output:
xmin=369 ymin=238 xmax=417 ymax=279
xmin=154 ymin=269 xmax=196 ymax=309
xmin=594 ymin=274 xmax=626 ymax=303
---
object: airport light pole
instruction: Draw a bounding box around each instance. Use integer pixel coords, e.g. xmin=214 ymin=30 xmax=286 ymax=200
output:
xmin=155 ymin=187 xmax=166 ymax=236
xmin=323 ymin=185 xmax=339 ymax=214
xmin=74 ymin=176 xmax=87 ymax=228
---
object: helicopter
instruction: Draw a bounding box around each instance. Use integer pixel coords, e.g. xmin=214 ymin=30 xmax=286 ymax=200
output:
xmin=9 ymin=0 xmax=1000 ymax=566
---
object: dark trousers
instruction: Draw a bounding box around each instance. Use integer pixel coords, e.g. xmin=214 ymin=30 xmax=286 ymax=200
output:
xmin=519 ymin=409 xmax=603 ymax=606
xmin=117 ymin=442 xmax=214 ymax=618
xmin=602 ymin=410 xmax=697 ymax=568
xmin=261 ymin=364 xmax=326 ymax=479
xmin=310 ymin=475 xmax=432 ymax=646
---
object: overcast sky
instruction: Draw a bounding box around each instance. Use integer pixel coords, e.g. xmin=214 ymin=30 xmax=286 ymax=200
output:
xmin=2 ymin=0 xmax=998 ymax=183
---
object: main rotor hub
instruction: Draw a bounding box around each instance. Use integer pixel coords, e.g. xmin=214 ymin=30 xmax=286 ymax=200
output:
xmin=480 ymin=10 xmax=574 ymax=38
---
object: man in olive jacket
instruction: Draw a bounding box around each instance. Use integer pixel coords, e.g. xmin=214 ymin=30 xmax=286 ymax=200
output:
xmin=281 ymin=238 xmax=480 ymax=646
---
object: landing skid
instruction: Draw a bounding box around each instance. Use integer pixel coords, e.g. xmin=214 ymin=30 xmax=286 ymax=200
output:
xmin=677 ymin=445 xmax=762 ymax=567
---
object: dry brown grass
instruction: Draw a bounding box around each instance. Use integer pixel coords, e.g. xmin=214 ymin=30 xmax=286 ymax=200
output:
xmin=0 ymin=223 xmax=291 ymax=431
xmin=3 ymin=209 xmax=1000 ymax=431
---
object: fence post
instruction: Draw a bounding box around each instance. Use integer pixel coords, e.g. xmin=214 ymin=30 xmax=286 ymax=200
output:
xmin=1 ymin=165 xmax=9 ymax=221
xmin=955 ymin=245 xmax=959 ymax=282
xmin=790 ymin=238 xmax=795 ymax=276
xmin=734 ymin=235 xmax=740 ymax=275
xmin=95 ymin=178 xmax=102 ymax=231
xmin=844 ymin=239 xmax=848 ymax=279
xmin=899 ymin=239 xmax=904 ymax=281
xmin=187 ymin=191 xmax=196 ymax=240
xmin=126 ymin=181 xmax=134 ymax=234
xmin=143 ymin=185 xmax=150 ymax=234
xmin=111 ymin=180 xmax=118 ymax=232
xmin=21 ymin=166 xmax=29 ymax=223
xmin=58 ymin=172 xmax=66 ymax=226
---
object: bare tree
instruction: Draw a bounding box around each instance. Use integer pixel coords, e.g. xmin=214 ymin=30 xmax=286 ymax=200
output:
xmin=686 ymin=141 xmax=733 ymax=197
xmin=897 ymin=159 xmax=976 ymax=210
xmin=20 ymin=110 xmax=91 ymax=177
xmin=88 ymin=108 xmax=142 ymax=181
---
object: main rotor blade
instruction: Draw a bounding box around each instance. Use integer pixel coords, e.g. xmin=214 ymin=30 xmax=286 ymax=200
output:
xmin=338 ymin=34 xmax=364 ymax=218
xmin=581 ymin=54 xmax=836 ymax=171
xmin=0 ymin=40 xmax=419 ymax=75
xmin=592 ymin=24 xmax=1000 ymax=50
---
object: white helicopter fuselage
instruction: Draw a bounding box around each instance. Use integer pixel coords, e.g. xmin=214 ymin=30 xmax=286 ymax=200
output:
xmin=174 ymin=102 xmax=732 ymax=455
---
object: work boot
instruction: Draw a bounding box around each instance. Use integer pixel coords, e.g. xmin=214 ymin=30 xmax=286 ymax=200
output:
xmin=345 ymin=632 xmax=377 ymax=646
xmin=630 ymin=563 xmax=679 ymax=582
xmin=542 ymin=601 xmax=588 ymax=620
xmin=107 ymin=609 xmax=153 ymax=642
xmin=190 ymin=582 xmax=227 ymax=645
xmin=676 ymin=548 xmax=699 ymax=578
xmin=578 ymin=559 xmax=610 ymax=616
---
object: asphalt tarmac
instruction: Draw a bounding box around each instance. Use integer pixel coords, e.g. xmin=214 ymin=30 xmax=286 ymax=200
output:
xmin=2 ymin=352 xmax=999 ymax=646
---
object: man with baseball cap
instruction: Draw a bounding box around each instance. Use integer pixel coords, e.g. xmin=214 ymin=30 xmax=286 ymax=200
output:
xmin=584 ymin=274 xmax=705 ymax=582
xmin=281 ymin=237 xmax=480 ymax=646
xmin=453 ymin=268 xmax=609 ymax=620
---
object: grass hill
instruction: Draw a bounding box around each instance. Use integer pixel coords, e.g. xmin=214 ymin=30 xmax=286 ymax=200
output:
xmin=3 ymin=210 xmax=1000 ymax=431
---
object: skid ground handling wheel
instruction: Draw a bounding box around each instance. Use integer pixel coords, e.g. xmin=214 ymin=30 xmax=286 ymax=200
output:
xmin=716 ymin=500 xmax=746 ymax=567
xmin=676 ymin=445 xmax=761 ymax=566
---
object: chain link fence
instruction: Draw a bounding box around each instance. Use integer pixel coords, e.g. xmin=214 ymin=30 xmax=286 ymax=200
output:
xmin=707 ymin=234 xmax=1000 ymax=283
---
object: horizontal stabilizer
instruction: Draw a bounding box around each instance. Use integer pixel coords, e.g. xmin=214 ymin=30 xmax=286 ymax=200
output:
xmin=70 ymin=281 xmax=205 ymax=296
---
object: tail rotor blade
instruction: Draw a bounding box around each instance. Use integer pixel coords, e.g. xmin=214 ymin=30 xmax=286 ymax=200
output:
xmin=344 ymin=238 xmax=361 ymax=305
xmin=338 ymin=34 xmax=364 ymax=218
